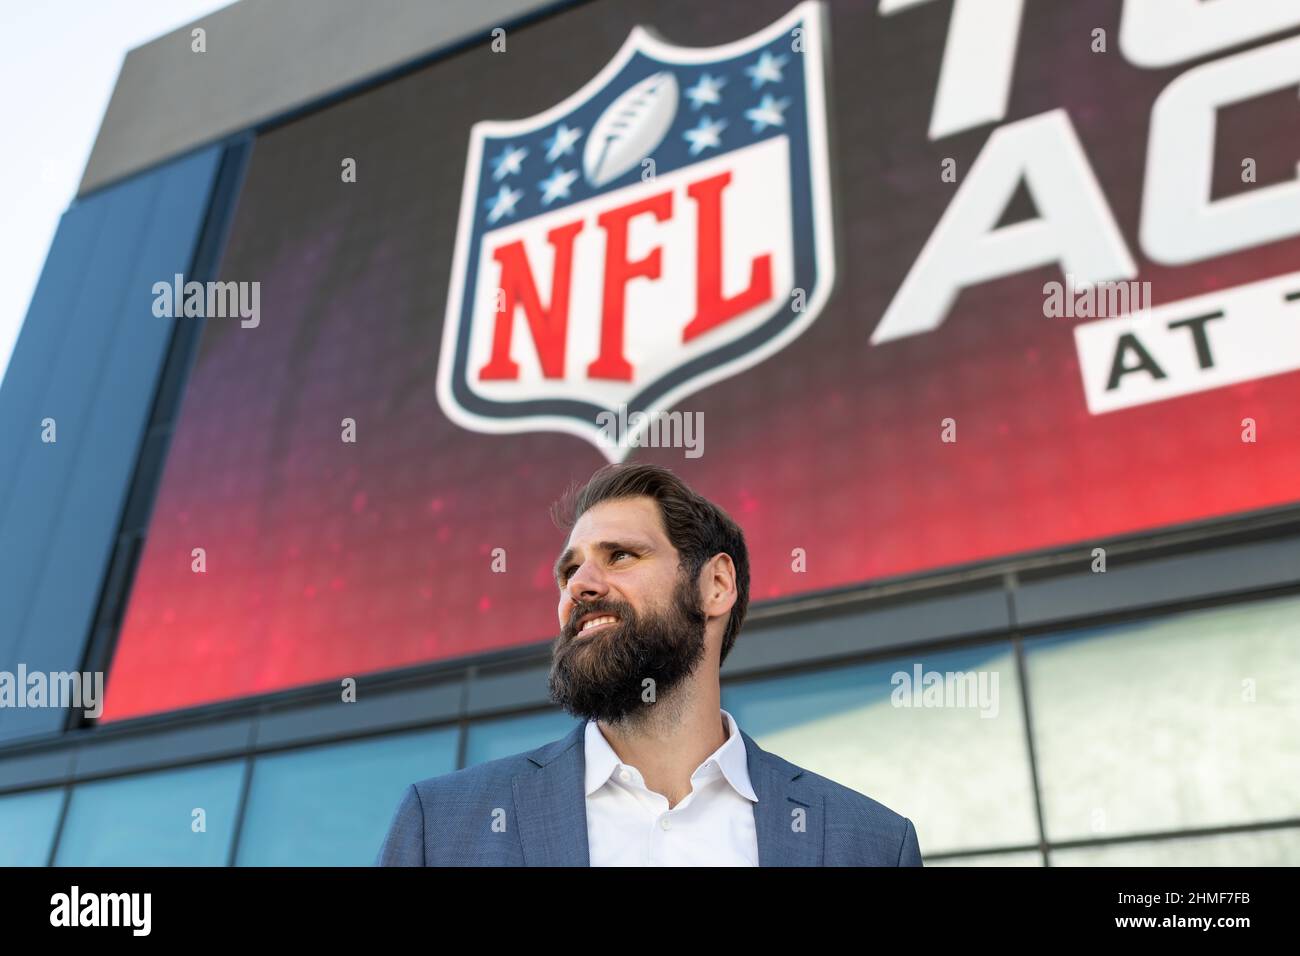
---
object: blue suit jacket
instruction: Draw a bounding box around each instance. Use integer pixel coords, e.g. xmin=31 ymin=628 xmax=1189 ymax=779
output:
xmin=375 ymin=720 xmax=923 ymax=866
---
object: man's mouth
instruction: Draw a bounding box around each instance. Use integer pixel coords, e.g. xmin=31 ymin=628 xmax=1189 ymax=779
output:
xmin=574 ymin=614 xmax=619 ymax=637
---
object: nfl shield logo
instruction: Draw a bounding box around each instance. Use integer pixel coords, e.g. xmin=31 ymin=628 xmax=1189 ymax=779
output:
xmin=437 ymin=2 xmax=835 ymax=461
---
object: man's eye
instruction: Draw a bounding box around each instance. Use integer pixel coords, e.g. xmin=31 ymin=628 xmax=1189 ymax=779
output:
xmin=559 ymin=550 xmax=635 ymax=586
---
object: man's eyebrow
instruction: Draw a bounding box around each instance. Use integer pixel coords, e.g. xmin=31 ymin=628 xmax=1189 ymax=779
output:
xmin=553 ymin=540 xmax=651 ymax=581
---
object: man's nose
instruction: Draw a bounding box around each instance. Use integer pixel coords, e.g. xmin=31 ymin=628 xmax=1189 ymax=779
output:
xmin=565 ymin=559 xmax=609 ymax=604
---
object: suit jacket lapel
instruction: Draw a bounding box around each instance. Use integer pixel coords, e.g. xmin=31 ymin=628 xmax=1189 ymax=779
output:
xmin=513 ymin=721 xmax=590 ymax=866
xmin=742 ymin=729 xmax=825 ymax=866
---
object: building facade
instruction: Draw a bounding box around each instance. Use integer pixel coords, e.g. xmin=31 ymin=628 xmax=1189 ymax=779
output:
xmin=1 ymin=0 xmax=1298 ymax=866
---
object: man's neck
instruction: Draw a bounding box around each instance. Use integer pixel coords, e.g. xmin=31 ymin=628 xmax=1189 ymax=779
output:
xmin=597 ymin=697 xmax=728 ymax=807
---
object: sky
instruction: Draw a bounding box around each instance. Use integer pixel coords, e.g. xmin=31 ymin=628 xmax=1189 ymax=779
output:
xmin=0 ymin=0 xmax=235 ymax=388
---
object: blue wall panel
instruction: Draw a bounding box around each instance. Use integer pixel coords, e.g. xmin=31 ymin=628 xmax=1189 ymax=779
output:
xmin=0 ymin=199 xmax=108 ymax=508
xmin=0 ymin=146 xmax=223 ymax=744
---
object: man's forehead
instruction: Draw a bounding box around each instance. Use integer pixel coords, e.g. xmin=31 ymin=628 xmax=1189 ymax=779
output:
xmin=564 ymin=496 xmax=666 ymax=549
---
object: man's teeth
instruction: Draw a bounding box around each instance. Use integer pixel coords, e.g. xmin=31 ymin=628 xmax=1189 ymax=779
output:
xmin=580 ymin=616 xmax=618 ymax=632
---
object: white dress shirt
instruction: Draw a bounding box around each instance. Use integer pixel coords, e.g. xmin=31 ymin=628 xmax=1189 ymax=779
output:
xmin=583 ymin=707 xmax=759 ymax=866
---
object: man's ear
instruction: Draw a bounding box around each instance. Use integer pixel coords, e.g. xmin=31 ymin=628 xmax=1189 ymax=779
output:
xmin=702 ymin=553 xmax=737 ymax=619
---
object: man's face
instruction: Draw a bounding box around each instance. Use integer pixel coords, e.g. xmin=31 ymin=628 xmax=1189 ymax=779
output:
xmin=548 ymin=496 xmax=707 ymax=723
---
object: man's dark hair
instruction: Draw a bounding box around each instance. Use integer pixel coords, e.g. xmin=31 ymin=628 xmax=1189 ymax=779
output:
xmin=551 ymin=463 xmax=750 ymax=665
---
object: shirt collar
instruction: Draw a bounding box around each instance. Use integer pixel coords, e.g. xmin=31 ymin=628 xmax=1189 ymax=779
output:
xmin=583 ymin=707 xmax=758 ymax=802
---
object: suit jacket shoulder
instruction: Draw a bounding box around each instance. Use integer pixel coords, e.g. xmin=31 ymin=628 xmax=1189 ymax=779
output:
xmin=374 ymin=729 xmax=583 ymax=866
xmin=759 ymin=745 xmax=923 ymax=866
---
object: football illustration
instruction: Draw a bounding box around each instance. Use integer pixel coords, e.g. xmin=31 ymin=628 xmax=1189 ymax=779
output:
xmin=583 ymin=70 xmax=679 ymax=188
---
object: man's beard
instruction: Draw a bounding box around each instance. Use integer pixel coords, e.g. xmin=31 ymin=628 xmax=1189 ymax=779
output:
xmin=547 ymin=571 xmax=708 ymax=725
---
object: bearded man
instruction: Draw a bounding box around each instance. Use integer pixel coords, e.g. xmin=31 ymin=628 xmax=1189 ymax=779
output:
xmin=377 ymin=462 xmax=922 ymax=866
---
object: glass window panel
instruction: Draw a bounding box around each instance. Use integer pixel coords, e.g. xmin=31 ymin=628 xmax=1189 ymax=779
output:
xmin=54 ymin=760 xmax=245 ymax=866
xmin=1026 ymin=593 xmax=1300 ymax=841
xmin=0 ymin=788 xmax=65 ymax=866
xmin=465 ymin=710 xmax=581 ymax=766
xmin=928 ymin=850 xmax=1044 ymax=867
xmin=236 ymin=726 xmax=459 ymax=866
xmin=1052 ymin=828 xmax=1300 ymax=865
xmin=722 ymin=643 xmax=1038 ymax=855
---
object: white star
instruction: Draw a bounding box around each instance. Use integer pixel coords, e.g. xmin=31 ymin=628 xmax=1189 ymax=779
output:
xmin=490 ymin=144 xmax=528 ymax=181
xmin=683 ymin=115 xmax=727 ymax=156
xmin=685 ymin=73 xmax=726 ymax=110
xmin=485 ymin=184 xmax=523 ymax=223
xmin=543 ymin=123 xmax=583 ymax=162
xmin=745 ymin=51 xmax=787 ymax=88
xmin=744 ymin=95 xmax=789 ymax=133
xmin=538 ymin=167 xmax=580 ymax=206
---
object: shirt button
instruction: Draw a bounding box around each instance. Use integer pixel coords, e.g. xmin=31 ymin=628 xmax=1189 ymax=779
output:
xmin=618 ymin=770 xmax=631 ymax=782
xmin=660 ymin=817 xmax=672 ymax=830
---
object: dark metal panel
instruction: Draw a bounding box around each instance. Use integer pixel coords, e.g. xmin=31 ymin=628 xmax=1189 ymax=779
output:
xmin=253 ymin=681 xmax=463 ymax=749
xmin=80 ymin=0 xmax=569 ymax=196
xmin=71 ymin=718 xmax=253 ymax=779
xmin=1013 ymin=534 xmax=1300 ymax=628
xmin=466 ymin=663 xmax=555 ymax=715
xmin=724 ymin=585 xmax=1013 ymax=674
xmin=0 ymin=750 xmax=74 ymax=793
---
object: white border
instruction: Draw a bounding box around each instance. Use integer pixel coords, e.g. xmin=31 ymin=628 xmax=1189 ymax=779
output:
xmin=435 ymin=1 xmax=836 ymax=463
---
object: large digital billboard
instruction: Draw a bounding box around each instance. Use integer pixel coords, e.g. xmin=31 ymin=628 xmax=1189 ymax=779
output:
xmin=102 ymin=0 xmax=1300 ymax=721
